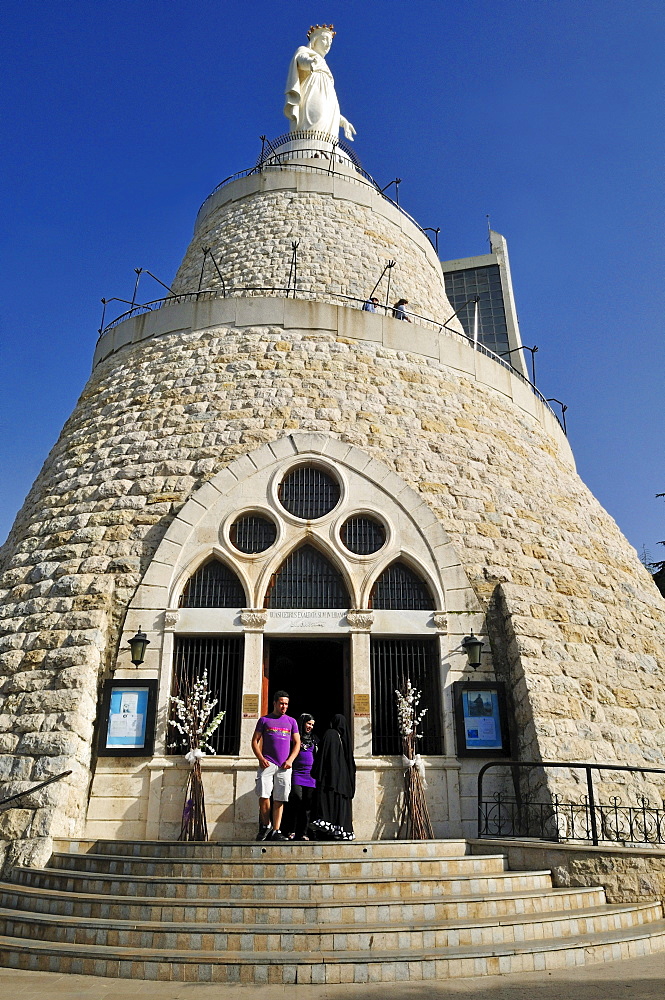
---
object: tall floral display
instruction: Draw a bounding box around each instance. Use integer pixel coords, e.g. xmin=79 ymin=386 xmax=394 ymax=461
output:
xmin=395 ymin=679 xmax=434 ymax=839
xmin=168 ymin=671 xmax=225 ymax=841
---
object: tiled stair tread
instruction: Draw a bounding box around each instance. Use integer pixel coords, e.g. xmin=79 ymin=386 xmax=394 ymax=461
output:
xmin=49 ymin=850 xmax=502 ymax=867
xmin=23 ymin=865 xmax=550 ymax=886
xmin=1 ymin=919 xmax=664 ymax=964
xmin=0 ymin=881 xmax=606 ymax=911
xmin=91 ymin=838 xmax=470 ymax=852
xmin=0 ymin=901 xmax=657 ymax=935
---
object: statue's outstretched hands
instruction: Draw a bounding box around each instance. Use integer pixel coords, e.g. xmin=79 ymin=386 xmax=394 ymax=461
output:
xmin=340 ymin=117 xmax=356 ymax=141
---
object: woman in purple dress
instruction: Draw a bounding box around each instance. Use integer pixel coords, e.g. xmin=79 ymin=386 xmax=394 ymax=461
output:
xmin=286 ymin=713 xmax=318 ymax=840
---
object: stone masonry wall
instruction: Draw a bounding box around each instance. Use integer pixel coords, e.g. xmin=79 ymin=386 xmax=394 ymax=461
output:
xmin=1 ymin=319 xmax=664 ymax=865
xmin=470 ymin=839 xmax=665 ymax=905
xmin=171 ymin=174 xmax=454 ymax=323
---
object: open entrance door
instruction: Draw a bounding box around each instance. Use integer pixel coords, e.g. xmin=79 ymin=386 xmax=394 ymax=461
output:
xmin=263 ymin=638 xmax=349 ymax=735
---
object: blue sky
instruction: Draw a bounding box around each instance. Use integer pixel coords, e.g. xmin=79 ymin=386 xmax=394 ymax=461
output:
xmin=1 ymin=0 xmax=663 ymax=563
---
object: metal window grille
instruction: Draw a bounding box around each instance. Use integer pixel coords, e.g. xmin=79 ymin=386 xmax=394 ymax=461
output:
xmin=230 ymin=514 xmax=277 ymax=553
xmin=265 ymin=544 xmax=349 ymax=608
xmin=278 ymin=466 xmax=340 ymax=519
xmin=370 ymin=562 xmax=434 ymax=610
xmin=170 ymin=636 xmax=244 ymax=755
xmin=371 ymin=638 xmax=444 ymax=755
xmin=179 ymin=559 xmax=246 ymax=608
xmin=341 ymin=516 xmax=386 ymax=555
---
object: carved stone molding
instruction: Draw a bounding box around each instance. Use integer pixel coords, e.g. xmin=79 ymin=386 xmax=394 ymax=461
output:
xmin=163 ymin=610 xmax=180 ymax=630
xmin=241 ymin=608 xmax=268 ymax=630
xmin=346 ymin=609 xmax=374 ymax=631
xmin=432 ymin=611 xmax=448 ymax=632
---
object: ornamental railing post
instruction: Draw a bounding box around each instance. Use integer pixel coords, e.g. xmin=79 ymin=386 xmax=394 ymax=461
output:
xmin=586 ymin=765 xmax=599 ymax=845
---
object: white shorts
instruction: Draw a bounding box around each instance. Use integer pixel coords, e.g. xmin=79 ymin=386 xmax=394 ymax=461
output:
xmin=255 ymin=762 xmax=292 ymax=802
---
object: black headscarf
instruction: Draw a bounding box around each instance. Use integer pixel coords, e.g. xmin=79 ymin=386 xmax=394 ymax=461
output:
xmin=298 ymin=712 xmax=318 ymax=752
xmin=311 ymin=713 xmax=356 ymax=798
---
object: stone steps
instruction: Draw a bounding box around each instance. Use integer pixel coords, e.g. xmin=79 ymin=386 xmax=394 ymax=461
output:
xmin=1 ymin=921 xmax=664 ymax=984
xmin=0 ymin=882 xmax=608 ymax=924
xmin=0 ymin=838 xmax=663 ymax=984
xmin=46 ymin=849 xmax=499 ymax=880
xmin=13 ymin=864 xmax=555 ymax=901
xmin=0 ymin=900 xmax=660 ymax=951
xmin=87 ymin=838 xmax=469 ymax=859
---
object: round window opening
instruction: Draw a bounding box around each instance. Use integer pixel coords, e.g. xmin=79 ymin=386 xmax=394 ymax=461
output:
xmin=341 ymin=515 xmax=386 ymax=555
xmin=230 ymin=513 xmax=277 ymax=553
xmin=278 ymin=465 xmax=341 ymax=520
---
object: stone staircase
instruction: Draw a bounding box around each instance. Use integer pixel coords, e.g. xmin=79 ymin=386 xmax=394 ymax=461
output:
xmin=0 ymin=838 xmax=663 ymax=984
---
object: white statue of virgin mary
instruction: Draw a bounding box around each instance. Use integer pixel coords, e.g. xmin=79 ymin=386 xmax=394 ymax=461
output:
xmin=284 ymin=25 xmax=356 ymax=142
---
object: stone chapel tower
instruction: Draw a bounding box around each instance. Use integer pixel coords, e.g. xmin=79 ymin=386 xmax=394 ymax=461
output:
xmin=1 ymin=31 xmax=665 ymax=866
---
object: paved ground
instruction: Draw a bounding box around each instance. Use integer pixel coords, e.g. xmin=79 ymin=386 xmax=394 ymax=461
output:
xmin=0 ymin=952 xmax=663 ymax=1000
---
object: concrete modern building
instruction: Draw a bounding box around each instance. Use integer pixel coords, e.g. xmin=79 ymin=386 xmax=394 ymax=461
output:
xmin=441 ymin=230 xmax=529 ymax=378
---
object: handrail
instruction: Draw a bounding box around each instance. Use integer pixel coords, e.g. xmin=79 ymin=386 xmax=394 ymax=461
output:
xmin=477 ymin=760 xmax=665 ymax=846
xmin=0 ymin=770 xmax=72 ymax=809
xmin=96 ymin=287 xmax=562 ymax=429
xmin=197 ymin=154 xmax=429 ymax=241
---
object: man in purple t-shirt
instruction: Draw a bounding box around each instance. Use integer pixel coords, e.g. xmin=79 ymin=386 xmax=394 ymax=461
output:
xmin=251 ymin=690 xmax=300 ymax=841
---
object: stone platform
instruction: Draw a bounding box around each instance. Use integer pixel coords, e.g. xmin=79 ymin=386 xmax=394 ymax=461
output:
xmin=0 ymin=839 xmax=663 ymax=984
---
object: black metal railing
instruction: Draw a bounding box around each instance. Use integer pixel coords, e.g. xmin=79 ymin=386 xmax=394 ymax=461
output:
xmin=0 ymin=770 xmax=72 ymax=810
xmin=199 ymin=139 xmax=428 ymax=239
xmin=256 ymin=130 xmax=363 ymax=169
xmin=478 ymin=760 xmax=665 ymax=846
xmin=96 ymin=287 xmax=563 ymax=430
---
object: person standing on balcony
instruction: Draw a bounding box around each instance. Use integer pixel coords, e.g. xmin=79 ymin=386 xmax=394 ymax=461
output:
xmin=393 ymin=299 xmax=411 ymax=321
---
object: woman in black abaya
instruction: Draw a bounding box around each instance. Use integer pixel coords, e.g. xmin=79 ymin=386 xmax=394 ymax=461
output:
xmin=311 ymin=714 xmax=356 ymax=840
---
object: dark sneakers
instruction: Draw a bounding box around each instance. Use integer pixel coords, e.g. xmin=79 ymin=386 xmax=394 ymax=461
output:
xmin=256 ymin=824 xmax=272 ymax=841
xmin=269 ymin=830 xmax=287 ymax=841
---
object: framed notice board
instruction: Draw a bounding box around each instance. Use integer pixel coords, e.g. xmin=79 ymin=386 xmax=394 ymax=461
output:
xmin=97 ymin=679 xmax=158 ymax=756
xmin=452 ymin=681 xmax=510 ymax=758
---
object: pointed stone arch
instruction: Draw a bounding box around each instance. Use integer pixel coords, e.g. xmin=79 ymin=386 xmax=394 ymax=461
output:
xmin=368 ymin=559 xmax=435 ymax=611
xmin=179 ymin=556 xmax=246 ymax=608
xmin=264 ymin=543 xmax=350 ymax=609
xmin=169 ymin=547 xmax=252 ymax=610
xmin=125 ymin=431 xmax=481 ymax=662
xmin=255 ymin=532 xmax=358 ymax=611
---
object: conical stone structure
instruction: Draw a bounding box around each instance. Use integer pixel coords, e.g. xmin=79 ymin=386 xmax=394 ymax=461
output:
xmin=1 ymin=142 xmax=665 ymax=865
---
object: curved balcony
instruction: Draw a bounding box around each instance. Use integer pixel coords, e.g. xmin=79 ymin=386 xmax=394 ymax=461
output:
xmin=92 ymin=288 xmax=568 ymax=449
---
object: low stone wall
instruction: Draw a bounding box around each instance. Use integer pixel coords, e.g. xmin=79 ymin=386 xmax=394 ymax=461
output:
xmin=469 ymin=837 xmax=665 ymax=903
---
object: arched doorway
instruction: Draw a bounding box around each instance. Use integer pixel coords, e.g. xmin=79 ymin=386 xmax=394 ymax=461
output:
xmin=262 ymin=637 xmax=350 ymax=731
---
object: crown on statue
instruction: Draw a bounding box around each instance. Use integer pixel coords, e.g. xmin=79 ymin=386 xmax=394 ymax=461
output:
xmin=307 ymin=24 xmax=336 ymax=39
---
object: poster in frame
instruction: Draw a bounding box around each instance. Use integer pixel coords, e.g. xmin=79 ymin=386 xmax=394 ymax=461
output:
xmin=97 ymin=679 xmax=158 ymax=756
xmin=452 ymin=681 xmax=510 ymax=757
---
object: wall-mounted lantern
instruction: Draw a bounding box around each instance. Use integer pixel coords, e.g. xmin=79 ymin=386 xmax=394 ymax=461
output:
xmin=128 ymin=628 xmax=150 ymax=666
xmin=462 ymin=632 xmax=484 ymax=669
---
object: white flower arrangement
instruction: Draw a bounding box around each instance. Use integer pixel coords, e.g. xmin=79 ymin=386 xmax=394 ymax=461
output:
xmin=395 ymin=677 xmax=433 ymax=839
xmin=395 ymin=678 xmax=427 ymax=741
xmin=168 ymin=669 xmax=226 ymax=758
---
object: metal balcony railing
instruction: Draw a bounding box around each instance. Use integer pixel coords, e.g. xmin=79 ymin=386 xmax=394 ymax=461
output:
xmin=478 ymin=760 xmax=665 ymax=847
xmin=96 ymin=287 xmax=562 ymax=430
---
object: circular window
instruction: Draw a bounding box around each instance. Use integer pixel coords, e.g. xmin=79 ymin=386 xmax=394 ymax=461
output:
xmin=278 ymin=466 xmax=340 ymax=520
xmin=341 ymin=515 xmax=386 ymax=555
xmin=230 ymin=513 xmax=277 ymax=553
